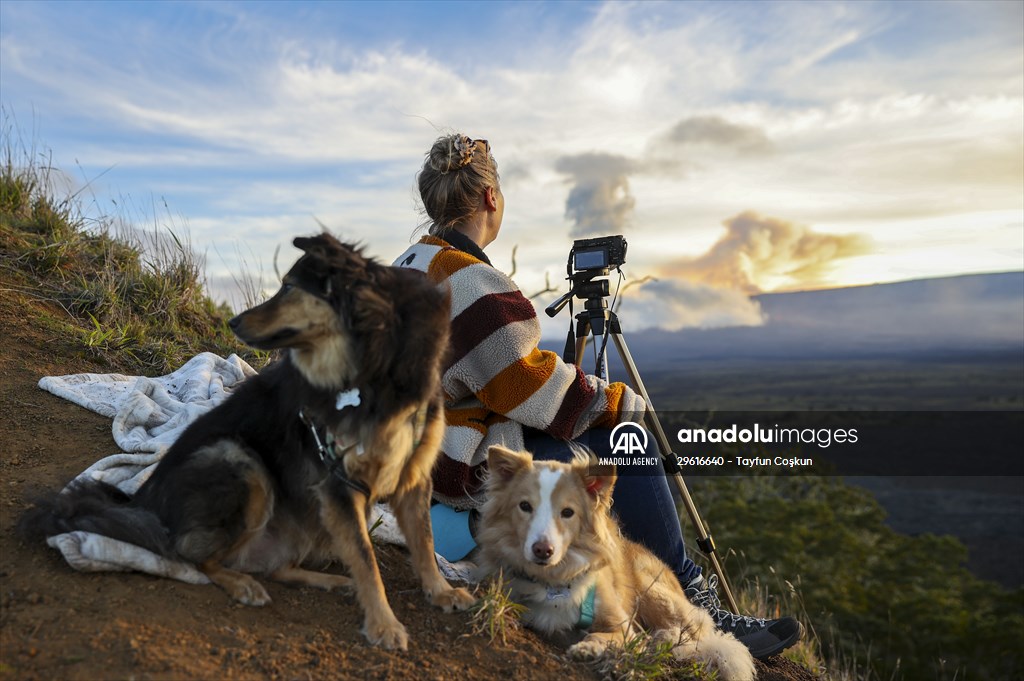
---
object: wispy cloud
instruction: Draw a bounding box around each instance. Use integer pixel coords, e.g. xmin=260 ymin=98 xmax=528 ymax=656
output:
xmin=659 ymin=116 xmax=774 ymax=157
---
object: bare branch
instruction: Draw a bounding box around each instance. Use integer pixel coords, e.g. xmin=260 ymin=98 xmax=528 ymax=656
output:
xmin=613 ymin=275 xmax=658 ymax=313
xmin=621 ymin=275 xmax=657 ymax=293
xmin=508 ymin=245 xmax=518 ymax=278
xmin=528 ymin=271 xmax=558 ymax=300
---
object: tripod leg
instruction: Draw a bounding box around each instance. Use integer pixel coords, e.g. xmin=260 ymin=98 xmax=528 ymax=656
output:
xmin=573 ymin=318 xmax=591 ymax=369
xmin=609 ymin=332 xmax=742 ymax=615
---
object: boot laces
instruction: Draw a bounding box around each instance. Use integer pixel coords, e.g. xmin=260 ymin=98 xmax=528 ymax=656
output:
xmin=688 ymin=574 xmax=768 ymax=635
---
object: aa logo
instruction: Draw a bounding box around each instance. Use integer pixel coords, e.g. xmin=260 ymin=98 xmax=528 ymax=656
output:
xmin=610 ymin=422 xmax=648 ymax=455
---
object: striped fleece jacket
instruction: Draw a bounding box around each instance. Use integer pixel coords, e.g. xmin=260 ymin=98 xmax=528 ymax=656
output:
xmin=394 ymin=234 xmax=647 ymax=508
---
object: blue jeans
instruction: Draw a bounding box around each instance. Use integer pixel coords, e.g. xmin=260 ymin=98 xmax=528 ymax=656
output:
xmin=523 ymin=427 xmax=702 ymax=586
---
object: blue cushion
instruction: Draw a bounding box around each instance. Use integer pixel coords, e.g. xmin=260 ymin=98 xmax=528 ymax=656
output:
xmin=429 ymin=504 xmax=477 ymax=562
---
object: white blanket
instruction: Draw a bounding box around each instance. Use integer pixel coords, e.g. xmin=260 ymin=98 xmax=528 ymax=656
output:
xmin=36 ymin=352 xmax=466 ymax=584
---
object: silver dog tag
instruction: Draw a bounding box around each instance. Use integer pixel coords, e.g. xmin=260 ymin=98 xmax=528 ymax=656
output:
xmin=546 ymin=586 xmax=571 ymax=601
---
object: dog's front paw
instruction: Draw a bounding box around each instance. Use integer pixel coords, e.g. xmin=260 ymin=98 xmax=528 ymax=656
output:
xmin=230 ymin=575 xmax=272 ymax=606
xmin=568 ymin=637 xmax=610 ymax=660
xmin=651 ymin=626 xmax=681 ymax=646
xmin=362 ymin=613 xmax=409 ymax=651
xmin=429 ymin=586 xmax=476 ymax=612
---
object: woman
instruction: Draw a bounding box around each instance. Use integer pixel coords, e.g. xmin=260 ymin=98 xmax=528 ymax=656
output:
xmin=394 ymin=133 xmax=801 ymax=659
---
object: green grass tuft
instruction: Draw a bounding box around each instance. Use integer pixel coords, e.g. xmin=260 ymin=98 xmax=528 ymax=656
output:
xmin=581 ymin=632 xmax=680 ymax=681
xmin=468 ymin=573 xmax=527 ymax=645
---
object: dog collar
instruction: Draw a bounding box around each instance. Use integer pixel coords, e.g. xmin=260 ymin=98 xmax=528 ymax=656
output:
xmin=509 ymin=568 xmax=597 ymax=630
xmin=297 ymin=403 xmax=430 ymax=498
xmin=509 ymin=565 xmax=591 ymax=591
xmin=298 ymin=408 xmax=371 ymax=498
xmin=578 ymin=582 xmax=597 ymax=630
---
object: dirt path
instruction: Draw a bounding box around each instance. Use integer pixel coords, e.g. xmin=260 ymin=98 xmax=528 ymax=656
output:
xmin=0 ymin=283 xmax=815 ymax=680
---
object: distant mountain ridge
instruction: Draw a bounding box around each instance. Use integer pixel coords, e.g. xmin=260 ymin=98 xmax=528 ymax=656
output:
xmin=614 ymin=271 xmax=1024 ymax=365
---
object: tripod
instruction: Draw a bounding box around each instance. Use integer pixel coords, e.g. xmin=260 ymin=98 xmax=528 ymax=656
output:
xmin=547 ymin=278 xmax=741 ymax=614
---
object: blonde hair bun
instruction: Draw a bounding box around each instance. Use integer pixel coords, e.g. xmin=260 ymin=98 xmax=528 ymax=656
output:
xmin=418 ymin=132 xmax=499 ymax=236
xmin=427 ymin=134 xmax=477 ymax=173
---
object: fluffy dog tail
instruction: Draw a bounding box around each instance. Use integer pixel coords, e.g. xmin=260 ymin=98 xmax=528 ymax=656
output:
xmin=18 ymin=479 xmax=174 ymax=557
xmin=672 ymin=611 xmax=757 ymax=681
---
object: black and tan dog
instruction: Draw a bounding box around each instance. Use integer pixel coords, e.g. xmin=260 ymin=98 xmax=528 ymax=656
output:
xmin=21 ymin=233 xmax=475 ymax=650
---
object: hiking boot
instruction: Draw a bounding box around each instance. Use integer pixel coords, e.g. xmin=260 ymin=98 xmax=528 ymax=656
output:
xmin=685 ymin=574 xmax=804 ymax=660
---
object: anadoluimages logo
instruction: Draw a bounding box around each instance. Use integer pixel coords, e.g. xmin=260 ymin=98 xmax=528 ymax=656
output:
xmin=609 ymin=422 xmax=649 ymax=455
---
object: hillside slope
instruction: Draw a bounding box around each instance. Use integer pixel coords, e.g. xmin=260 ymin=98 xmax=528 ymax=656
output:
xmin=0 ymin=272 xmax=816 ymax=680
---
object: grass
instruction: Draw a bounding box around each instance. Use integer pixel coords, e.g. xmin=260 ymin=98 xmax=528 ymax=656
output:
xmin=697 ymin=506 xmax=874 ymax=681
xmin=730 ymin=570 xmax=826 ymax=677
xmin=580 ymin=633 xmax=683 ymax=681
xmin=0 ymin=118 xmax=268 ymax=375
xmin=467 ymin=573 xmax=527 ymax=646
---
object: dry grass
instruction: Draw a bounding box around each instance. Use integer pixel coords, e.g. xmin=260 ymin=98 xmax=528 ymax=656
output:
xmin=1 ymin=115 xmax=268 ymax=375
xmin=467 ymin=573 xmax=527 ymax=645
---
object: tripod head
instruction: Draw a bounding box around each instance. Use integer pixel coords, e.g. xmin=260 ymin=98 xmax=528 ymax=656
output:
xmin=544 ymin=270 xmax=610 ymax=318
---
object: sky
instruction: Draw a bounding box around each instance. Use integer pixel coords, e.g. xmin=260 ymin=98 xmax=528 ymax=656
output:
xmin=2 ymin=0 xmax=1022 ymax=333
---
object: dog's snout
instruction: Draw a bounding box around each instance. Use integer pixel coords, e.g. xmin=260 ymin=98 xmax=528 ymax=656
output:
xmin=228 ymin=315 xmax=241 ymax=330
xmin=532 ymin=540 xmax=554 ymax=561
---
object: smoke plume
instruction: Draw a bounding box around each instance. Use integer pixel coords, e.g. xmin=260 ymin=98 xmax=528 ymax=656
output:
xmin=664 ymin=210 xmax=872 ymax=293
xmin=554 ymin=153 xmax=637 ymax=237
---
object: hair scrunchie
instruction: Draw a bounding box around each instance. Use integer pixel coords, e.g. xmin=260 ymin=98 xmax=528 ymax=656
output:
xmin=447 ymin=134 xmax=477 ymax=172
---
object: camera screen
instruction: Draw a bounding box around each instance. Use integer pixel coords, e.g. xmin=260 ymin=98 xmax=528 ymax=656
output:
xmin=574 ymin=248 xmax=607 ymax=270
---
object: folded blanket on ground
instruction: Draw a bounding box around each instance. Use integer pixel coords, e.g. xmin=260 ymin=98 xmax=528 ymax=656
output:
xmin=36 ymin=352 xmax=471 ymax=585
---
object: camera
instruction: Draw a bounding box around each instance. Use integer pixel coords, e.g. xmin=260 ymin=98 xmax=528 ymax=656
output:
xmin=570 ymin=235 xmax=627 ymax=274
xmin=547 ymin=234 xmax=626 ymax=319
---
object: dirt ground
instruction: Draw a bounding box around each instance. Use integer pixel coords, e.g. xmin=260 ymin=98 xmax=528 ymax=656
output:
xmin=0 ymin=282 xmax=818 ymax=680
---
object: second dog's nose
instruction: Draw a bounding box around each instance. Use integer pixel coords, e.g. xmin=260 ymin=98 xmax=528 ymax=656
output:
xmin=228 ymin=316 xmax=241 ymax=330
xmin=532 ymin=540 xmax=554 ymax=561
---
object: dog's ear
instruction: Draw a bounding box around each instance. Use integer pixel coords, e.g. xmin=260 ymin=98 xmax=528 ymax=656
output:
xmin=293 ymin=233 xmax=333 ymax=256
xmin=571 ymin=451 xmax=617 ymax=505
xmin=486 ymin=446 xmax=532 ymax=487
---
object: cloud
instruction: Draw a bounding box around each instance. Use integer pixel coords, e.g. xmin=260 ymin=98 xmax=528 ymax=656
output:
xmin=662 ymin=116 xmax=774 ymax=156
xmin=554 ymin=153 xmax=637 ymax=237
xmin=664 ymin=211 xmax=873 ymax=294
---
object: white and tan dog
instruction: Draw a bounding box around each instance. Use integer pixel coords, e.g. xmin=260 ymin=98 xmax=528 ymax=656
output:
xmin=477 ymin=446 xmax=755 ymax=681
